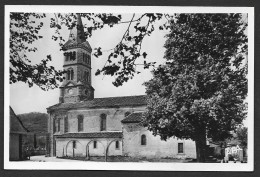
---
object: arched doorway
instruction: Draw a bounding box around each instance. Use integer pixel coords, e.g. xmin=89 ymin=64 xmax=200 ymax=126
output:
xmin=66 ymin=140 xmax=84 ymax=157
xmin=105 ymin=139 xmax=122 ymax=162
xmin=86 ymin=140 xmax=105 ymax=160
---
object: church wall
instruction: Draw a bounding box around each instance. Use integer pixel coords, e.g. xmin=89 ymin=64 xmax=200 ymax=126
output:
xmin=55 ymin=138 xmax=122 ymax=157
xmin=49 ymin=106 xmax=145 ymax=157
xmin=122 ymin=123 xmax=196 ymax=159
xmin=48 ymin=113 xmax=54 ymax=156
xmin=66 ymin=106 xmax=145 ymax=133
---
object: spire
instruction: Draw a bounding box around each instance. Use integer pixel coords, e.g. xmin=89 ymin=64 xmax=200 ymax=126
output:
xmin=68 ymin=13 xmax=86 ymax=43
xmin=64 ymin=13 xmax=91 ymax=51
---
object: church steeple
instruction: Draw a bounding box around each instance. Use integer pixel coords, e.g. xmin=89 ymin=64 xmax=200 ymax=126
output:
xmin=59 ymin=13 xmax=94 ymax=103
xmin=63 ymin=13 xmax=91 ymax=52
xmin=68 ymin=13 xmax=86 ymax=44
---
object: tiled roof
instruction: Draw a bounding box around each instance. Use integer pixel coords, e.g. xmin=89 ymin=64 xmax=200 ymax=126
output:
xmin=121 ymin=112 xmax=144 ymax=123
xmin=47 ymin=95 xmax=147 ymax=111
xmin=54 ymin=131 xmax=122 ymax=138
xmin=10 ymin=106 xmax=29 ymax=133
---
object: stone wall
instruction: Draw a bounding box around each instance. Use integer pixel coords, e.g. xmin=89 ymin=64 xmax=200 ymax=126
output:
xmin=122 ymin=122 xmax=196 ymax=159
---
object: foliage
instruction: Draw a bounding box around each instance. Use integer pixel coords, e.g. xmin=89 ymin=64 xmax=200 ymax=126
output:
xmin=10 ymin=12 xmax=171 ymax=90
xmin=236 ymin=126 xmax=247 ymax=148
xmin=18 ymin=112 xmax=48 ymax=150
xmin=10 ymin=13 xmax=66 ymax=90
xmin=18 ymin=112 xmax=48 ymax=133
xmin=50 ymin=13 xmax=172 ymax=86
xmin=143 ymin=14 xmax=248 ymax=162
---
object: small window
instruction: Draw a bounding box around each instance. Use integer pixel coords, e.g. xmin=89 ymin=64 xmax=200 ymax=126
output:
xmin=84 ymin=71 xmax=89 ymax=82
xmin=71 ymin=51 xmax=76 ymax=60
xmin=53 ymin=118 xmax=56 ymax=133
xmin=73 ymin=140 xmax=76 ymax=149
xmin=57 ymin=119 xmax=61 ymax=132
xmin=115 ymin=141 xmax=119 ymax=149
xmin=93 ymin=141 xmax=97 ymax=149
xmin=78 ymin=115 xmax=84 ymax=132
xmin=141 ymin=135 xmax=146 ymax=145
xmin=71 ymin=70 xmax=74 ymax=80
xmin=178 ymin=143 xmax=184 ymax=153
xmin=86 ymin=72 xmax=89 ymax=82
xmin=83 ymin=53 xmax=85 ymax=63
xmin=64 ymin=52 xmax=76 ymax=61
xmin=67 ymin=68 xmax=74 ymax=80
xmin=67 ymin=70 xmax=71 ymax=80
xmin=100 ymin=114 xmax=107 ymax=131
xmin=64 ymin=116 xmax=68 ymax=133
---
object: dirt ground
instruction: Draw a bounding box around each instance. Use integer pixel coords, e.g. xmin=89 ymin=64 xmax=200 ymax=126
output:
xmin=59 ymin=156 xmax=195 ymax=163
xmin=27 ymin=155 xmax=222 ymax=163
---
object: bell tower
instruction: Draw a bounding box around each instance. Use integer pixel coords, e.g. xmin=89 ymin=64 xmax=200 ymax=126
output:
xmin=59 ymin=13 xmax=94 ymax=103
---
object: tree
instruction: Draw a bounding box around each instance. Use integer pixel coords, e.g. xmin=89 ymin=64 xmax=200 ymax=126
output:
xmin=10 ymin=13 xmax=65 ymax=90
xmin=236 ymin=126 xmax=247 ymax=149
xmin=143 ymin=14 xmax=248 ymax=162
xmin=10 ymin=13 xmax=171 ymax=90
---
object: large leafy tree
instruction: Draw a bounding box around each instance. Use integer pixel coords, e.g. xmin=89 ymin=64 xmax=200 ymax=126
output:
xmin=10 ymin=13 xmax=171 ymax=90
xmin=143 ymin=14 xmax=248 ymax=162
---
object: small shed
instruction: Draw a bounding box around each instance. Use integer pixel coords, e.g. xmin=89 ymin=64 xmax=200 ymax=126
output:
xmin=9 ymin=106 xmax=29 ymax=161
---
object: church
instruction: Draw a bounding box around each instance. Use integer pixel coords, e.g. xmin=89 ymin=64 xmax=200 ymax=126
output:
xmin=47 ymin=14 xmax=196 ymax=160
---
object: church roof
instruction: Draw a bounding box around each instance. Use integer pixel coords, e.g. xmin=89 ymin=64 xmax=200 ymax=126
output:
xmin=10 ymin=106 xmax=29 ymax=134
xmin=47 ymin=95 xmax=147 ymax=111
xmin=54 ymin=131 xmax=122 ymax=139
xmin=121 ymin=112 xmax=144 ymax=123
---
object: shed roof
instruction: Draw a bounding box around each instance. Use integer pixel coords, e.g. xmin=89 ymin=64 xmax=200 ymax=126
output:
xmin=54 ymin=131 xmax=122 ymax=139
xmin=10 ymin=106 xmax=29 ymax=134
xmin=121 ymin=112 xmax=144 ymax=123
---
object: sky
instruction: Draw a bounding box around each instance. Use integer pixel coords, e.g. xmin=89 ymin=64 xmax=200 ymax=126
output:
xmin=8 ymin=11 xmax=250 ymax=127
xmin=10 ymin=13 xmax=168 ymax=114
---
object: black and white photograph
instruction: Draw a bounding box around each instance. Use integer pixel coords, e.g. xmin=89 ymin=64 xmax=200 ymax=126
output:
xmin=4 ymin=5 xmax=254 ymax=171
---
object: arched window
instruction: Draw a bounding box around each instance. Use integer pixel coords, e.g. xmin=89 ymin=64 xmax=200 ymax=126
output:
xmin=71 ymin=51 xmax=76 ymax=60
xmin=141 ymin=134 xmax=146 ymax=145
xmin=78 ymin=115 xmax=84 ymax=132
xmin=93 ymin=141 xmax=97 ymax=149
xmin=88 ymin=55 xmax=91 ymax=64
xmin=67 ymin=70 xmax=71 ymax=80
xmin=86 ymin=72 xmax=89 ymax=82
xmin=82 ymin=53 xmax=85 ymax=63
xmin=53 ymin=118 xmax=56 ymax=133
xmin=100 ymin=114 xmax=106 ymax=131
xmin=67 ymin=68 xmax=74 ymax=80
xmin=64 ymin=52 xmax=69 ymax=61
xmin=57 ymin=118 xmax=61 ymax=132
xmin=71 ymin=69 xmax=74 ymax=80
xmin=64 ymin=116 xmax=68 ymax=133
xmin=53 ymin=118 xmax=61 ymax=133
xmin=84 ymin=71 xmax=87 ymax=81
xmin=73 ymin=140 xmax=76 ymax=149
xmin=178 ymin=143 xmax=184 ymax=153
xmin=115 ymin=141 xmax=119 ymax=149
xmin=84 ymin=71 xmax=89 ymax=82
xmin=64 ymin=52 xmax=76 ymax=61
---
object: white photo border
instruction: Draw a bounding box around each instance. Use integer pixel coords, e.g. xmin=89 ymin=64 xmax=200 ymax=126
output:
xmin=4 ymin=5 xmax=254 ymax=171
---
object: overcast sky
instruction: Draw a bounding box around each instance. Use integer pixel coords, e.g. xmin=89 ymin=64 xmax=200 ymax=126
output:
xmin=10 ymin=13 xmax=168 ymax=114
xmin=8 ymin=11 xmax=250 ymax=127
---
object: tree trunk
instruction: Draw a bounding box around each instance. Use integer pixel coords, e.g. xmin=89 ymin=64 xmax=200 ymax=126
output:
xmin=195 ymin=130 xmax=207 ymax=162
